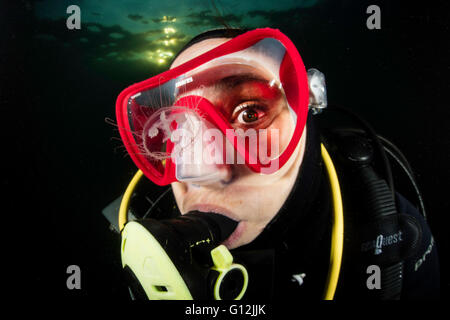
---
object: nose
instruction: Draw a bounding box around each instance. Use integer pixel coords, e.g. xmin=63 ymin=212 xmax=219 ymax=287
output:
xmin=189 ymin=164 xmax=234 ymax=186
xmin=175 ymin=150 xmax=234 ymax=186
xmin=171 ymin=106 xmax=234 ymax=185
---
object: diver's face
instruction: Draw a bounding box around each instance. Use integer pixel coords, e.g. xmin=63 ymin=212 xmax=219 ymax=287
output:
xmin=170 ymin=38 xmax=307 ymax=249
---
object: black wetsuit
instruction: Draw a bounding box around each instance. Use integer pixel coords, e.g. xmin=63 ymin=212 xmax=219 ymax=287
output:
xmin=232 ymin=113 xmax=440 ymax=300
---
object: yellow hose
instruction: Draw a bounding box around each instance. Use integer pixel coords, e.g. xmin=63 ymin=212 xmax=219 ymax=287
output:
xmin=321 ymin=144 xmax=344 ymax=300
xmin=118 ymin=169 xmax=144 ymax=232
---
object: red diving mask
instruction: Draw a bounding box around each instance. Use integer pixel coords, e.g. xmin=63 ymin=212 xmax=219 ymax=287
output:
xmin=116 ymin=28 xmax=309 ymax=186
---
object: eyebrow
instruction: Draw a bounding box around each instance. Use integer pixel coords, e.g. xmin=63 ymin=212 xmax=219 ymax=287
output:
xmin=214 ymin=74 xmax=268 ymax=89
xmin=174 ymin=73 xmax=271 ymax=102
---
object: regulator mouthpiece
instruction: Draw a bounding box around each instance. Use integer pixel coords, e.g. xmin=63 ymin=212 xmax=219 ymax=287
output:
xmin=143 ymin=211 xmax=238 ymax=250
xmin=120 ymin=211 xmax=247 ymax=300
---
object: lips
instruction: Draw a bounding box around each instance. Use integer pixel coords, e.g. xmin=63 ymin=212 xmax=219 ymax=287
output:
xmin=185 ymin=204 xmax=244 ymax=249
xmin=221 ymin=221 xmax=245 ymax=249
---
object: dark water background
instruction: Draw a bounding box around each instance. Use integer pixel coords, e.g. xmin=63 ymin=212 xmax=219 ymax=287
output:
xmin=2 ymin=0 xmax=449 ymax=299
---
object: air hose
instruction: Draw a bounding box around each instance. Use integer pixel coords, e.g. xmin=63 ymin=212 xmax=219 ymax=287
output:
xmin=359 ymin=166 xmax=403 ymax=299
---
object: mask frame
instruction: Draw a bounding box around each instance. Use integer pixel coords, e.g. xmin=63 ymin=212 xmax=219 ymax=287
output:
xmin=116 ymin=28 xmax=309 ymax=186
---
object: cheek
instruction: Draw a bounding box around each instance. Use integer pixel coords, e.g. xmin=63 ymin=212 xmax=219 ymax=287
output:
xmin=231 ymin=183 xmax=293 ymax=225
xmin=171 ymin=182 xmax=187 ymax=210
xmin=253 ymin=188 xmax=288 ymax=220
xmin=262 ymin=109 xmax=295 ymax=157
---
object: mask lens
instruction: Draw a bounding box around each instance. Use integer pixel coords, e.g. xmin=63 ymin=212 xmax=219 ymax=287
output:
xmin=174 ymin=65 xmax=293 ymax=171
xmin=117 ymin=30 xmax=308 ymax=185
xmin=127 ymin=94 xmax=174 ymax=178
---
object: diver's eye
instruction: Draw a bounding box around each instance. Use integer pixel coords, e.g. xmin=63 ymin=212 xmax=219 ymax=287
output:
xmin=239 ymin=109 xmax=259 ymax=123
xmin=233 ymin=103 xmax=265 ymax=124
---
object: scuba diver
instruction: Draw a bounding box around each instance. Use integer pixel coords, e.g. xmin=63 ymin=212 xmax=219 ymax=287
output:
xmin=104 ymin=28 xmax=440 ymax=300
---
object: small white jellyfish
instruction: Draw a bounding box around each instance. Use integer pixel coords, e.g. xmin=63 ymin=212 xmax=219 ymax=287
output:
xmin=148 ymin=126 xmax=159 ymax=138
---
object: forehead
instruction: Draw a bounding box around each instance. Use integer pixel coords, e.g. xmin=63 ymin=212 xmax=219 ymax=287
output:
xmin=171 ymin=37 xmax=287 ymax=85
xmin=171 ymin=38 xmax=230 ymax=69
